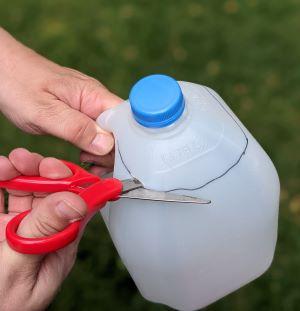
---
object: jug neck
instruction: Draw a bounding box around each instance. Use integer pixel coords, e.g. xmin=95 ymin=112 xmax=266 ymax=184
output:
xmin=130 ymin=104 xmax=189 ymax=135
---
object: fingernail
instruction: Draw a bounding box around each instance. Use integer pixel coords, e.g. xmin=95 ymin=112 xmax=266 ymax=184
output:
xmin=91 ymin=133 xmax=114 ymax=155
xmin=55 ymin=201 xmax=85 ymax=221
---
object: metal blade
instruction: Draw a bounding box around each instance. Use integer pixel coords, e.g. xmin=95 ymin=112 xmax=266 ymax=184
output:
xmin=120 ymin=188 xmax=211 ymax=205
xmin=121 ymin=178 xmax=144 ymax=193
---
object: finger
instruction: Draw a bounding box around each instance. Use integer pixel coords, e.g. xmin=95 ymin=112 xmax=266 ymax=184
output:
xmin=18 ymin=192 xmax=86 ymax=238
xmin=7 ymin=150 xmax=42 ymax=208
xmin=0 ymin=155 xmax=29 ymax=202
xmin=0 ymin=189 xmax=4 ymax=213
xmin=80 ymin=83 xmax=123 ymax=119
xmin=2 ymin=191 xmax=87 ymax=267
xmin=31 ymin=202 xmax=98 ymax=301
xmin=39 ymin=157 xmax=72 ymax=178
xmin=1 ymin=192 xmax=87 ymax=295
xmin=7 ymin=156 xmax=74 ymax=214
xmin=89 ymin=166 xmax=112 ymax=177
xmin=0 ymin=215 xmax=14 ymax=241
xmin=9 ymin=148 xmax=43 ymax=175
xmin=7 ymin=158 xmax=73 ymax=199
xmin=0 ymin=156 xmax=19 ymax=180
xmin=8 ymin=195 xmax=33 ymax=214
xmin=80 ymin=151 xmax=115 ymax=168
xmin=6 ymin=189 xmax=32 ymax=196
xmin=47 ymin=75 xmax=123 ymax=119
xmin=37 ymin=99 xmax=115 ymax=155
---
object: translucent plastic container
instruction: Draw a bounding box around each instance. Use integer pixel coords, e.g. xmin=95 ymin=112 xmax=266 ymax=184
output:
xmin=97 ymin=75 xmax=280 ymax=311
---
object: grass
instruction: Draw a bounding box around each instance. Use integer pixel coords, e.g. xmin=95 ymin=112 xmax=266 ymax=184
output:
xmin=0 ymin=0 xmax=299 ymax=310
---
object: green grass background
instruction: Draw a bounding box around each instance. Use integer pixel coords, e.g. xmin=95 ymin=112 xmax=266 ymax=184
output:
xmin=0 ymin=0 xmax=300 ymax=310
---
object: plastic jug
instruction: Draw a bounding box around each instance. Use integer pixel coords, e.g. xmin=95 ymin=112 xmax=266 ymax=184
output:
xmin=97 ymin=74 xmax=280 ymax=311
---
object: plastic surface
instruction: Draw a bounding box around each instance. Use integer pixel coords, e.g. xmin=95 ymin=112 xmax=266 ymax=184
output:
xmin=98 ymin=79 xmax=280 ymax=310
xmin=129 ymin=74 xmax=185 ymax=128
xmin=99 ymin=82 xmax=247 ymax=191
xmin=3 ymin=162 xmax=123 ymax=254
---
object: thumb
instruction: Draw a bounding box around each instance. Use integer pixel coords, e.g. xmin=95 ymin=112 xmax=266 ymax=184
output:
xmin=1 ymin=192 xmax=87 ymax=282
xmin=17 ymin=192 xmax=87 ymax=239
xmin=0 ymin=192 xmax=87 ymax=304
xmin=38 ymin=102 xmax=115 ymax=155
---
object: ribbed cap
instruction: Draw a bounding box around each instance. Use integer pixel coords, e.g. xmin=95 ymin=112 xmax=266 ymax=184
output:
xmin=129 ymin=74 xmax=185 ymax=128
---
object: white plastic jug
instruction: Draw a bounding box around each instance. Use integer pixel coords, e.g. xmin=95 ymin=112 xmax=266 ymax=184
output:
xmin=97 ymin=75 xmax=280 ymax=311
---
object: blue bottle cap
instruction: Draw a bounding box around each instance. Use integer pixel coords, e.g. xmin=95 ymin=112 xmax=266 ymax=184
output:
xmin=129 ymin=74 xmax=185 ymax=128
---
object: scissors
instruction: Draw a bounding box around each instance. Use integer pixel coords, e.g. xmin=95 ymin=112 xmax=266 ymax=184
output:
xmin=1 ymin=160 xmax=210 ymax=255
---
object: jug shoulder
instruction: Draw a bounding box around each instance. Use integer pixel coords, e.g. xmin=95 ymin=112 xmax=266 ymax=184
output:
xmin=99 ymin=82 xmax=251 ymax=191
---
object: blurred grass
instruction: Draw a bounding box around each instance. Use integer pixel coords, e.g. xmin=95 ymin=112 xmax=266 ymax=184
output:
xmin=0 ymin=0 xmax=299 ymax=310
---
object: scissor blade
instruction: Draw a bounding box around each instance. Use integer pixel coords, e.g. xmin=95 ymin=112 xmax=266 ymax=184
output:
xmin=120 ymin=188 xmax=211 ymax=205
xmin=121 ymin=178 xmax=144 ymax=193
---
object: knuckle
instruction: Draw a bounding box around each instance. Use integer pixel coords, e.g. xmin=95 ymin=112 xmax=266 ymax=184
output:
xmin=82 ymin=78 xmax=107 ymax=99
xmin=45 ymin=74 xmax=71 ymax=90
xmin=87 ymin=77 xmax=104 ymax=88
xmin=33 ymin=214 xmax=62 ymax=237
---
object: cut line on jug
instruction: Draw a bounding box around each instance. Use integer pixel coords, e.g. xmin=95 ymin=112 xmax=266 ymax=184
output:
xmin=116 ymin=86 xmax=249 ymax=193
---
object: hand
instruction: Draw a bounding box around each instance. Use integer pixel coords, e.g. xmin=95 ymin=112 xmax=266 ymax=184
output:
xmin=0 ymin=148 xmax=89 ymax=311
xmin=0 ymin=28 xmax=122 ymax=166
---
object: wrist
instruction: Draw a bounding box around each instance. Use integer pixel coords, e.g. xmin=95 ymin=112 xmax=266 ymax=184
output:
xmin=0 ymin=28 xmax=17 ymax=70
xmin=0 ymin=28 xmax=33 ymax=76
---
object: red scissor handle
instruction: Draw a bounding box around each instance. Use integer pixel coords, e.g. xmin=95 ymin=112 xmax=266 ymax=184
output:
xmin=3 ymin=161 xmax=123 ymax=254
xmin=0 ymin=161 xmax=100 ymax=193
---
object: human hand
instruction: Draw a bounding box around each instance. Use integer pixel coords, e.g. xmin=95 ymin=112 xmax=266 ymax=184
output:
xmin=0 ymin=28 xmax=122 ymax=167
xmin=0 ymin=148 xmax=89 ymax=311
